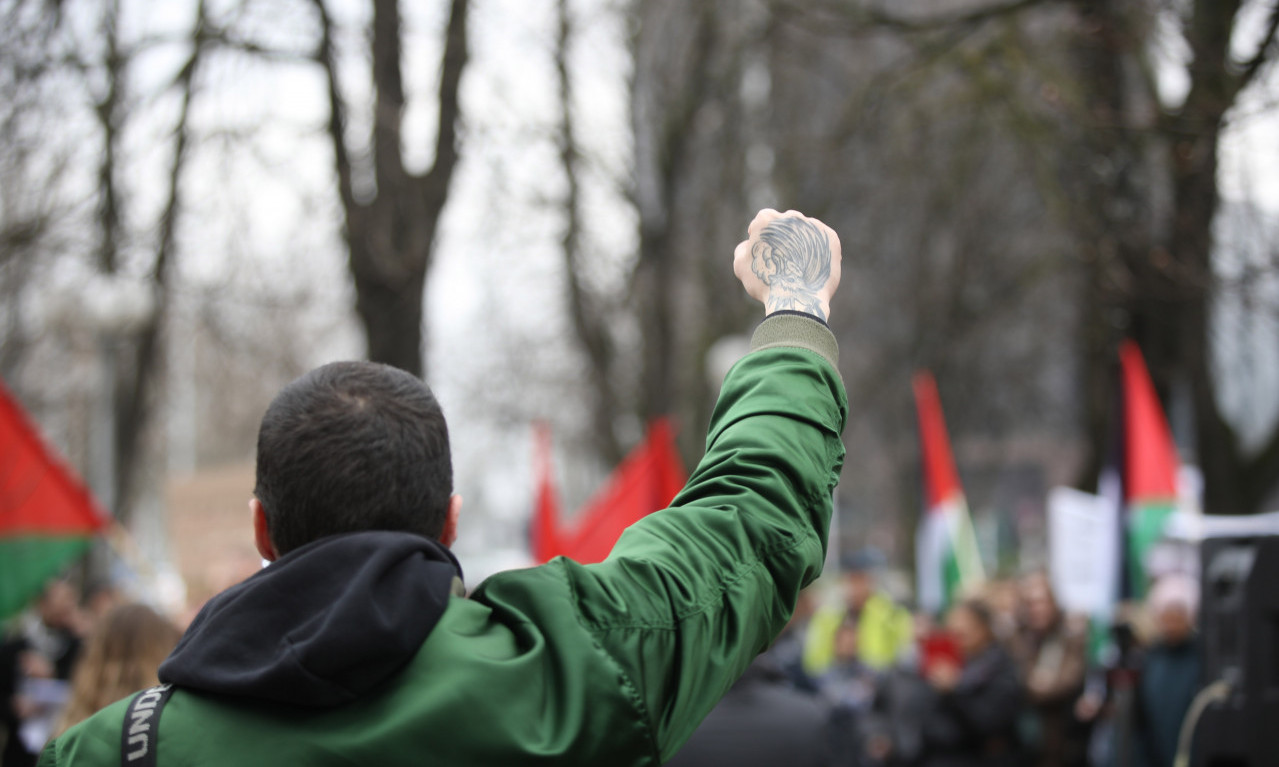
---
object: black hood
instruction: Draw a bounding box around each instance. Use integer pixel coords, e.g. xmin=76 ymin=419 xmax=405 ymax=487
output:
xmin=160 ymin=530 xmax=462 ymax=708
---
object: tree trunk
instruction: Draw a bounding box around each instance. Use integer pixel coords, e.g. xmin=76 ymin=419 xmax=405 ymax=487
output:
xmin=101 ymin=0 xmax=205 ymax=522
xmin=1066 ymin=0 xmax=1156 ymax=491
xmin=314 ymin=0 xmax=470 ymax=379
xmin=1159 ymin=0 xmax=1279 ymax=513
xmin=630 ymin=0 xmax=717 ymax=424
xmin=555 ymin=0 xmax=623 ymax=463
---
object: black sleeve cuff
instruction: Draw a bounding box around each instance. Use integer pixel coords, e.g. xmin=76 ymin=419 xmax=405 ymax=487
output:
xmin=765 ymin=309 xmax=829 ymax=328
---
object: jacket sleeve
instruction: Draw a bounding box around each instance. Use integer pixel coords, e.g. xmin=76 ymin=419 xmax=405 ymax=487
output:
xmin=557 ymin=314 xmax=847 ymax=761
xmin=37 ymin=742 xmax=55 ymax=767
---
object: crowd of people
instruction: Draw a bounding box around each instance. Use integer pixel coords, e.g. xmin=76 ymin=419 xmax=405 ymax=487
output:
xmin=1 ymin=581 xmax=181 ymax=766
xmin=0 ymin=554 xmax=1211 ymax=767
xmin=672 ymin=552 xmax=1204 ymax=767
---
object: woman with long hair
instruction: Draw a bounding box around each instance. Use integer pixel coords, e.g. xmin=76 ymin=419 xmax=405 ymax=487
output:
xmin=53 ymin=603 xmax=181 ymax=737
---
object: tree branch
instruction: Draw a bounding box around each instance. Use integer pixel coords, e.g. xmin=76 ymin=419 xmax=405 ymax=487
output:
xmin=555 ymin=0 xmax=621 ymax=463
xmin=1236 ymin=0 xmax=1279 ymax=94
xmin=770 ymin=0 xmax=1046 ymax=38
xmin=95 ymin=0 xmax=124 ymax=274
xmin=421 ymin=0 xmax=469 ymax=199
xmin=114 ymin=0 xmax=207 ymax=519
xmin=371 ymin=0 xmax=404 ymax=201
xmin=861 ymin=0 xmax=1047 ymax=31
xmin=308 ymin=0 xmax=357 ymax=227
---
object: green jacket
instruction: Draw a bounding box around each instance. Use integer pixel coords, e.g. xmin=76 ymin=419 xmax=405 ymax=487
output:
xmin=41 ymin=314 xmax=847 ymax=766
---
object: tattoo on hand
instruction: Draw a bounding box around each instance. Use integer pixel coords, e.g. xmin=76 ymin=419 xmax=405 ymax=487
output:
xmin=750 ymin=217 xmax=832 ymax=321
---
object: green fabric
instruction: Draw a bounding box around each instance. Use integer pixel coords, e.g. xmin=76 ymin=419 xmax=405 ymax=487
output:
xmin=801 ymin=592 xmax=914 ymax=674
xmin=1128 ymin=501 xmax=1175 ymax=600
xmin=41 ymin=314 xmax=848 ymax=767
xmin=947 ymin=499 xmax=985 ymax=610
xmin=0 ymin=536 xmax=92 ymax=621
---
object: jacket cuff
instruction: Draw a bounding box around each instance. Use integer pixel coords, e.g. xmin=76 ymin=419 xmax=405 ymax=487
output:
xmin=750 ymin=313 xmax=840 ymax=370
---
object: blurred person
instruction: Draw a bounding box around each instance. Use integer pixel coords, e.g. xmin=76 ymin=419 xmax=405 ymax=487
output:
xmin=983 ymin=579 xmax=1020 ymax=645
xmin=81 ymin=582 xmax=125 ymax=626
xmin=918 ymin=600 xmax=1023 ymax=767
xmin=2 ymin=631 xmax=24 ymax=766
xmin=1132 ymin=575 xmax=1200 ymax=767
xmin=23 ymin=581 xmax=89 ymax=681
xmin=664 ymin=656 xmax=834 ymax=767
xmin=1012 ymin=571 xmax=1089 ymax=767
xmin=862 ymin=649 xmax=932 ymax=767
xmin=53 ymin=604 xmax=181 ymax=737
xmin=818 ymin=621 xmax=880 ymax=712
xmin=767 ymin=585 xmax=821 ymax=694
xmin=817 ymin=620 xmax=882 ymax=765
xmin=2 ymin=580 xmax=88 ymax=766
xmin=804 ymin=550 xmax=914 ymax=676
xmin=1072 ymin=608 xmax=1143 ymax=767
xmin=42 ymin=209 xmax=848 ymax=766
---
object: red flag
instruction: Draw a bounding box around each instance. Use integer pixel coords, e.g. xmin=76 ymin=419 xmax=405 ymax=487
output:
xmin=913 ymin=372 xmax=963 ymax=508
xmin=1119 ymin=341 xmax=1179 ymax=503
xmin=530 ymin=419 xmax=686 ymax=565
xmin=529 ymin=422 xmax=566 ymax=563
xmin=564 ymin=419 xmax=686 ymax=564
xmin=1 ymin=381 xmax=108 ymax=619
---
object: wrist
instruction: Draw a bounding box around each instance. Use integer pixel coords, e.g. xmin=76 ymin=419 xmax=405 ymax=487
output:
xmin=764 ymin=293 xmax=830 ymax=324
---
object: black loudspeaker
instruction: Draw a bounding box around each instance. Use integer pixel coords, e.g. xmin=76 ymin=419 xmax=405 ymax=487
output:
xmin=1193 ymin=535 xmax=1279 ymax=766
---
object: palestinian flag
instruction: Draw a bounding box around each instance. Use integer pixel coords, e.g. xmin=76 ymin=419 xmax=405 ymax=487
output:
xmin=0 ymin=381 xmax=108 ymax=620
xmin=1117 ymin=341 xmax=1180 ymax=600
xmin=913 ymin=371 xmax=985 ymax=614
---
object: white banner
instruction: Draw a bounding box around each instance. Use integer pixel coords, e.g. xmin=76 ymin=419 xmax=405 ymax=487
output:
xmin=1047 ymin=486 xmax=1120 ymax=616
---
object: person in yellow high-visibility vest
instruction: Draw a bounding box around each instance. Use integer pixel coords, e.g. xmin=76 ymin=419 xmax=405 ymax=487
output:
xmin=803 ymin=550 xmax=914 ymax=675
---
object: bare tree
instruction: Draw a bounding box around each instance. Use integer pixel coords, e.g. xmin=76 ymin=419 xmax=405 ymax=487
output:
xmin=555 ymin=0 xmax=624 ymax=463
xmin=0 ymin=0 xmax=211 ymax=526
xmin=1021 ymin=0 xmax=1279 ymax=511
xmin=105 ymin=0 xmax=209 ymax=522
xmin=310 ymin=0 xmax=470 ymax=378
xmin=1145 ymin=0 xmax=1279 ymax=513
xmin=760 ymin=0 xmax=1279 ymax=521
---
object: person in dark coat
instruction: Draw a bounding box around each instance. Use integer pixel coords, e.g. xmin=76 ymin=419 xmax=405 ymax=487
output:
xmin=918 ymin=600 xmax=1023 ymax=767
xmin=1133 ymin=575 xmax=1201 ymax=767
xmin=664 ymin=656 xmax=834 ymax=767
xmin=817 ymin=619 xmax=883 ymax=766
xmin=1012 ymin=572 xmax=1090 ymax=767
xmin=2 ymin=580 xmax=86 ymax=767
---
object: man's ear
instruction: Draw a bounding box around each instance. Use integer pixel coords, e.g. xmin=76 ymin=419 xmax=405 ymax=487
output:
xmin=438 ymin=494 xmax=462 ymax=548
xmin=251 ymin=498 xmax=279 ymax=562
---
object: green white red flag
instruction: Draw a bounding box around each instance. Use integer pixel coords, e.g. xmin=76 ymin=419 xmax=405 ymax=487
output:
xmin=0 ymin=381 xmax=108 ymax=620
xmin=1117 ymin=340 xmax=1180 ymax=599
xmin=913 ymin=371 xmax=985 ymax=614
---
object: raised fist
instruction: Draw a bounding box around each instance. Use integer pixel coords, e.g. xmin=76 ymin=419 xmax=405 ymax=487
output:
xmin=733 ymin=209 xmax=841 ymax=322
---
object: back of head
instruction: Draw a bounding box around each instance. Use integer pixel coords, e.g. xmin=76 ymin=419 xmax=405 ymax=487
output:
xmin=56 ymin=603 xmax=181 ymax=736
xmin=254 ymin=361 xmax=453 ymax=555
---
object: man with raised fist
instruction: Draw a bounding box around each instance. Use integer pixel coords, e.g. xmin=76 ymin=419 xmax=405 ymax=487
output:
xmin=43 ymin=209 xmax=846 ymax=767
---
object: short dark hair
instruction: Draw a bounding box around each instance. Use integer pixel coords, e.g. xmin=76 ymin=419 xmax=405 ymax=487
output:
xmin=254 ymin=361 xmax=453 ymax=555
